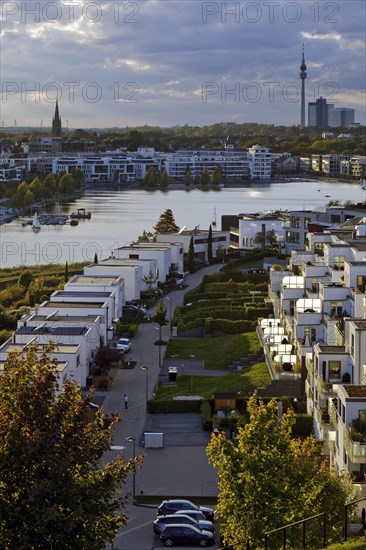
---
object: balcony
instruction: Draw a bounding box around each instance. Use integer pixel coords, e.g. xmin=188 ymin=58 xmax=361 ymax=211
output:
xmin=344 ymin=429 xmax=366 ymax=464
xmin=328 ymin=398 xmax=338 ymax=427
xmin=316 ymin=376 xmax=337 ymax=400
xmin=315 ymin=403 xmax=330 ymax=426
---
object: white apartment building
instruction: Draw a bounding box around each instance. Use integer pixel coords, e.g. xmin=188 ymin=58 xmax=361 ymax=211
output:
xmin=263 ymin=219 xmax=366 ymax=495
xmin=156 ymin=229 xmax=230 ymax=263
xmin=83 ymin=263 xmax=143 ymax=302
xmin=65 ymin=275 xmax=125 ymax=320
xmin=247 ymin=145 xmax=272 ymax=180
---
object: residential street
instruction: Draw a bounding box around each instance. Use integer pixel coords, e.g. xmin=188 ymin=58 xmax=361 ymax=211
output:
xmin=102 ymin=264 xmax=223 ymax=549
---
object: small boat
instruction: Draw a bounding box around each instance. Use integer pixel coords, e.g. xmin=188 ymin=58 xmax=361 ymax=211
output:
xmin=70 ymin=219 xmax=79 ymax=226
xmin=70 ymin=208 xmax=91 ymax=219
xmin=212 ymin=206 xmax=217 ymax=226
xmin=32 ymin=212 xmax=41 ymax=232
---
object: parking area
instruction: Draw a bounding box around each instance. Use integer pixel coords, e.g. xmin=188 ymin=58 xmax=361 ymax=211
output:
xmin=113 ymin=503 xmax=220 ymax=549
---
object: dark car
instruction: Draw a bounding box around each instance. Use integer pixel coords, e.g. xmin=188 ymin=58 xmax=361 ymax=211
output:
xmin=153 ymin=514 xmax=215 ymax=535
xmin=174 ymin=510 xmax=212 ymax=523
xmin=160 ymin=524 xmax=215 ymax=547
xmin=157 ymin=500 xmax=215 ymax=522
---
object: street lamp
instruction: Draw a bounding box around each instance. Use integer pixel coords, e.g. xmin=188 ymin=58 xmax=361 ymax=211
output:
xmin=125 ymin=436 xmax=136 ymax=499
xmin=141 ymin=365 xmax=148 ymax=411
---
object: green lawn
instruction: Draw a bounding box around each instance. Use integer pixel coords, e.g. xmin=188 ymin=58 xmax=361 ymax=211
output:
xmin=165 ymin=332 xmax=260 ymax=370
xmin=319 ymin=541 xmax=366 ymax=550
xmin=155 ymin=362 xmax=270 ymax=400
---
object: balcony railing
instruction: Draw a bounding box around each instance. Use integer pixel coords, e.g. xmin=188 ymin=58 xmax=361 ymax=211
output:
xmin=328 ymin=399 xmax=338 ymax=426
xmin=344 ymin=429 xmax=366 ymax=464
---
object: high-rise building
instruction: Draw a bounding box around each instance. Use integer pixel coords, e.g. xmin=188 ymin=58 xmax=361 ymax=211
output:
xmin=308 ymin=97 xmax=334 ymax=127
xmin=300 ymin=45 xmax=307 ymax=129
xmin=52 ymin=99 xmax=62 ymax=137
xmin=328 ymin=108 xmax=355 ymax=128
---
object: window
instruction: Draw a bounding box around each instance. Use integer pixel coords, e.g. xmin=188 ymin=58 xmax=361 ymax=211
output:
xmin=291 ymin=216 xmax=300 ymax=228
xmin=357 ymin=275 xmax=366 ymax=293
xmin=286 ymin=231 xmax=300 ymax=243
xmin=331 ymin=214 xmax=341 ymax=223
xmin=328 ymin=360 xmax=341 ymax=379
xmin=330 ymin=301 xmax=343 ymax=318
xmin=314 ymin=242 xmax=325 ymax=256
xmin=333 ymin=255 xmax=345 ymax=269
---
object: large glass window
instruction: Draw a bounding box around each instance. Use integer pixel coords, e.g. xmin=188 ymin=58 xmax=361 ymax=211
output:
xmin=286 ymin=231 xmax=300 ymax=243
xmin=329 ymin=360 xmax=341 ymax=379
xmin=291 ymin=216 xmax=300 ymax=228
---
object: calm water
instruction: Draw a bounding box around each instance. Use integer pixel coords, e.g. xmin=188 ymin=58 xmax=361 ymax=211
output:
xmin=1 ymin=180 xmax=365 ymax=268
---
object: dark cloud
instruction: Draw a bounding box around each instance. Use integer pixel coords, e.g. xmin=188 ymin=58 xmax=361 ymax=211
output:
xmin=1 ymin=0 xmax=364 ymax=126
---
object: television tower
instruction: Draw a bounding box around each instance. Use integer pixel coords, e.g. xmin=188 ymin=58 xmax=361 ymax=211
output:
xmin=300 ymin=44 xmax=307 ymax=129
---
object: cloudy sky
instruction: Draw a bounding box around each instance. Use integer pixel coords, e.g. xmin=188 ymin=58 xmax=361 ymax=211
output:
xmin=1 ymin=0 xmax=365 ymax=129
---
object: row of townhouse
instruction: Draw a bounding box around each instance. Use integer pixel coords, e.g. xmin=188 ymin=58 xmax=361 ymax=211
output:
xmin=224 ymin=203 xmax=366 ymax=253
xmin=0 ymin=230 xmax=230 ymax=389
xmin=262 ymin=217 xmax=366 ymax=498
xmin=1 ymin=144 xmax=272 ymax=183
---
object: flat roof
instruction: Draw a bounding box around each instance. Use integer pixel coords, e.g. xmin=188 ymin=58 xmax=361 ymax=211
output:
xmin=351 ymin=320 xmax=366 ymax=329
xmin=1 ymin=343 xmax=80 ymax=354
xmin=54 ymin=291 xmax=113 ymax=297
xmin=16 ymin=326 xmax=88 ymax=336
xmin=27 ymin=314 xmax=100 ymax=322
xmin=86 ymin=263 xmax=140 ymax=269
xmin=71 ymin=275 xmax=123 ymax=284
xmin=318 ymin=345 xmax=346 ymax=353
xmin=0 ymin=360 xmax=68 ymax=373
xmin=343 ymin=385 xmax=366 ymax=398
xmin=41 ymin=301 xmax=107 ymax=308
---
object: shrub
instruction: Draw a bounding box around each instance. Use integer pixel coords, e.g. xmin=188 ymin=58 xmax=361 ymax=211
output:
xmin=292 ymin=414 xmax=313 ymax=436
xmin=201 ymin=401 xmax=213 ymax=431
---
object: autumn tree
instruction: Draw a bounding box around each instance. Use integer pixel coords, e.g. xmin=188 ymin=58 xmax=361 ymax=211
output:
xmin=207 ymin=395 xmax=352 ymax=549
xmin=200 ymin=166 xmax=211 ymax=187
xmin=160 ymin=170 xmax=169 ymax=189
xmin=211 ymin=165 xmax=222 ymax=186
xmin=0 ymin=345 xmax=139 ymax=549
xmin=184 ymin=167 xmax=192 ymax=186
xmin=153 ymin=209 xmax=180 ymax=233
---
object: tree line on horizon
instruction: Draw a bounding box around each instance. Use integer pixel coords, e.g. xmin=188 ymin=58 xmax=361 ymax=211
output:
xmin=2 ymin=123 xmax=365 ymax=156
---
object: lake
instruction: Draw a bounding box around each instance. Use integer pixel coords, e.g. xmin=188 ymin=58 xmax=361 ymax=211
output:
xmin=1 ymin=180 xmax=365 ymax=268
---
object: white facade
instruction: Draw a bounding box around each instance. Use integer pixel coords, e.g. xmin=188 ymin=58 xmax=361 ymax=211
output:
xmin=83 ymin=263 xmax=143 ymax=302
xmin=247 ymin=145 xmax=271 ymax=180
xmin=65 ymin=275 xmax=125 ymax=320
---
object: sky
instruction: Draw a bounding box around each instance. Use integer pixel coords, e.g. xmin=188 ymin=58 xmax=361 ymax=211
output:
xmin=1 ymin=0 xmax=365 ymax=129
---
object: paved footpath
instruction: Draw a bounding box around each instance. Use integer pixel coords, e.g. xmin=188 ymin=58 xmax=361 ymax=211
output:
xmin=101 ymin=265 xmax=223 ymax=549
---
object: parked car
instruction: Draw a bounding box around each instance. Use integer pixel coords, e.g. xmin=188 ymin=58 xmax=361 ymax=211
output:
xmin=174 ymin=510 xmax=212 ymax=523
xmin=123 ymin=304 xmax=147 ymax=315
xmin=157 ymin=500 xmax=215 ymax=522
xmin=115 ymin=338 xmax=131 ymax=353
xmin=160 ymin=524 xmax=215 ymax=547
xmin=153 ymin=513 xmax=215 ymax=534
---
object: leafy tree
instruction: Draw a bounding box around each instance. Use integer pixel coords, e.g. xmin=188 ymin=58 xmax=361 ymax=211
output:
xmin=207 ymin=395 xmax=352 ymax=549
xmin=160 ymin=170 xmax=169 ymax=189
xmin=58 ymin=174 xmax=74 ymax=195
xmin=94 ymin=344 xmax=121 ymax=373
xmin=187 ymin=236 xmax=194 ymax=272
xmin=137 ymin=230 xmax=155 ymax=243
xmin=200 ymin=166 xmax=211 ymax=186
xmin=143 ymin=166 xmax=158 ymax=188
xmin=253 ymin=229 xmax=278 ymax=249
xmin=153 ymin=209 xmax=180 ymax=233
xmin=153 ymin=299 xmax=167 ymax=328
xmin=44 ymin=173 xmax=57 ymax=193
xmin=184 ymin=167 xmax=192 ymax=186
xmin=142 ymin=270 xmax=159 ymax=297
xmin=0 ymin=344 xmax=139 ymax=549
xmin=29 ymin=176 xmax=43 ymax=199
xmin=23 ymin=189 xmax=35 ymax=207
xmin=207 ymin=224 xmax=213 ymax=263
xmin=18 ymin=269 xmax=34 ymax=288
xmin=211 ymin=165 xmax=222 ymax=185
xmin=64 ymin=261 xmax=69 ymax=283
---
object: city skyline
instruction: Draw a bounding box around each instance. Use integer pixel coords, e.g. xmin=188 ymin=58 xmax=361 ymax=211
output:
xmin=1 ymin=0 xmax=365 ymax=129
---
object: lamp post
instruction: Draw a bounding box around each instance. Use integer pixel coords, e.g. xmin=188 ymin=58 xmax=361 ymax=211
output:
xmin=125 ymin=436 xmax=136 ymax=499
xmin=141 ymin=365 xmax=148 ymax=411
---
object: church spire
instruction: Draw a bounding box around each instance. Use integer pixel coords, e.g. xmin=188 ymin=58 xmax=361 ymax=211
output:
xmin=52 ymin=99 xmax=62 ymax=137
